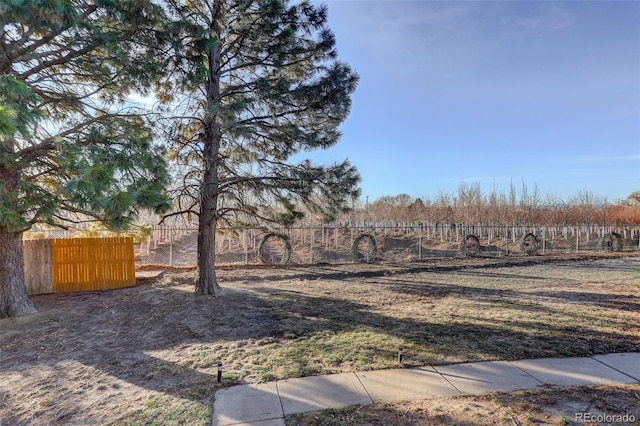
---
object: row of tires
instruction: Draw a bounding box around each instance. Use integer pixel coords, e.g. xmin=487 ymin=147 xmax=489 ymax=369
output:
xmin=257 ymin=232 xmax=625 ymax=264
xmin=460 ymin=232 xmax=623 ymax=257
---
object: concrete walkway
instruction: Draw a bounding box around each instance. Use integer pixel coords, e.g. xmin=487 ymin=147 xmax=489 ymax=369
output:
xmin=211 ymin=352 xmax=640 ymax=426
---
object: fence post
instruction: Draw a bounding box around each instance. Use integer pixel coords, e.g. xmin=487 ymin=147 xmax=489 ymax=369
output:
xmin=153 ymin=226 xmax=159 ymax=249
xmin=325 ymin=227 xmax=330 ymax=251
xmin=505 ymin=234 xmax=509 ymax=255
xmin=418 ymin=227 xmax=422 ymax=260
xmin=169 ymin=231 xmax=174 ymax=266
xmin=309 ymin=227 xmax=314 ymax=264
xmin=244 ymin=230 xmax=248 ymax=264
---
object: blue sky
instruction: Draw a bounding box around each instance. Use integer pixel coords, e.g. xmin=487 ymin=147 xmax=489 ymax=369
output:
xmin=299 ymin=0 xmax=640 ymax=204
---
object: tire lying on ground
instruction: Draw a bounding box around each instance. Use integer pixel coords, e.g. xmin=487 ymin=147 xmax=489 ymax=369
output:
xmin=599 ymin=232 xmax=623 ymax=252
xmin=520 ymin=232 xmax=539 ymax=255
xmin=460 ymin=234 xmax=480 ymax=257
xmin=352 ymin=233 xmax=377 ymax=263
xmin=257 ymin=233 xmax=292 ymax=264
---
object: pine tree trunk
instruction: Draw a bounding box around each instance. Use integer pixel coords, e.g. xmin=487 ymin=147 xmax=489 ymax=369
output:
xmin=196 ymin=130 xmax=222 ymax=295
xmin=196 ymin=198 xmax=221 ymax=295
xmin=0 ymin=229 xmax=37 ymax=318
xmin=195 ymin=11 xmax=224 ymax=296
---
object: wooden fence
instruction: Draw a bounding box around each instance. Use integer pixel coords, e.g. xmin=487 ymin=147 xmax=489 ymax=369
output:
xmin=23 ymin=239 xmax=53 ymax=295
xmin=23 ymin=237 xmax=135 ymax=295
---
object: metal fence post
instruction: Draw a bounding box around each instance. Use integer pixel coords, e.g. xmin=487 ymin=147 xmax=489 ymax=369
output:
xmin=309 ymin=227 xmax=314 ymax=264
xmin=169 ymin=230 xmax=173 ymax=266
xmin=244 ymin=230 xmax=248 ymax=264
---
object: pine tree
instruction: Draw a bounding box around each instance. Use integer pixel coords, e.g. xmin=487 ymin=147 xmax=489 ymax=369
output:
xmin=0 ymin=0 xmax=171 ymax=317
xmin=161 ymin=0 xmax=361 ymax=294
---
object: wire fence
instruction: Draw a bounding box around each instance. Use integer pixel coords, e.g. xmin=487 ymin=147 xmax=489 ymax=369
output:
xmin=129 ymin=224 xmax=640 ymax=267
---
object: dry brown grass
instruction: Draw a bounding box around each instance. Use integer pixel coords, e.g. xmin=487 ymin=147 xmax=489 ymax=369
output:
xmin=0 ymin=254 xmax=638 ymax=425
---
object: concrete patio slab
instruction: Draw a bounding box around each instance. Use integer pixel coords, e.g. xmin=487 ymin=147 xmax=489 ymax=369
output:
xmin=357 ymin=366 xmax=461 ymax=403
xmin=591 ymin=353 xmax=640 ymax=381
xmin=434 ymin=361 xmax=542 ymax=395
xmin=511 ymin=357 xmax=638 ymax=387
xmin=277 ymin=373 xmax=373 ymax=415
xmin=212 ymin=382 xmax=283 ymax=426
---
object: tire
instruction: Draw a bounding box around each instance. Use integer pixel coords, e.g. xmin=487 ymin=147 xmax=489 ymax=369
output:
xmin=352 ymin=234 xmax=377 ymax=263
xmin=257 ymin=233 xmax=292 ymax=264
xmin=520 ymin=233 xmax=539 ymax=255
xmin=460 ymin=234 xmax=480 ymax=257
xmin=599 ymin=232 xmax=623 ymax=252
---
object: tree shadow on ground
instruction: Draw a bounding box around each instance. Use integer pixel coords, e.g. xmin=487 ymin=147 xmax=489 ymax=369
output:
xmin=0 ymin=283 xmax=276 ymax=424
xmin=1 ymin=257 xmax=638 ymax=424
xmin=249 ymin=279 xmax=639 ymax=376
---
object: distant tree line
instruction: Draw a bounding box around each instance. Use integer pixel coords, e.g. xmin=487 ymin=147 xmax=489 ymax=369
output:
xmin=340 ymin=183 xmax=640 ymax=227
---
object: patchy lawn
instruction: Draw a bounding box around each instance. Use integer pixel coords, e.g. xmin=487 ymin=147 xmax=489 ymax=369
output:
xmin=1 ymin=254 xmax=639 ymax=425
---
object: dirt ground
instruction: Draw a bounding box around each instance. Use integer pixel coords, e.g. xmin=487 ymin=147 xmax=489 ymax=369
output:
xmin=1 ymin=253 xmax=639 ymax=425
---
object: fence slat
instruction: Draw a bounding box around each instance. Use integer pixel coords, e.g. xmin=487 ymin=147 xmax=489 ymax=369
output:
xmin=52 ymin=237 xmax=135 ymax=293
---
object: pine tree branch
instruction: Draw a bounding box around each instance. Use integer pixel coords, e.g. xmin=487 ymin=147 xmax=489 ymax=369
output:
xmin=218 ymin=173 xmax=314 ymax=193
xmin=160 ymin=209 xmax=199 ymax=224
xmin=237 ymin=106 xmax=309 ymax=125
xmin=9 ymin=5 xmax=99 ymax=62
xmin=19 ymin=43 xmax=100 ymax=80
xmin=15 ymin=111 xmax=145 ymax=164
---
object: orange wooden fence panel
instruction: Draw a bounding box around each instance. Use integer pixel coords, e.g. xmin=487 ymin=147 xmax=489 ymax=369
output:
xmin=23 ymin=239 xmax=53 ymax=295
xmin=51 ymin=237 xmax=135 ymax=293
